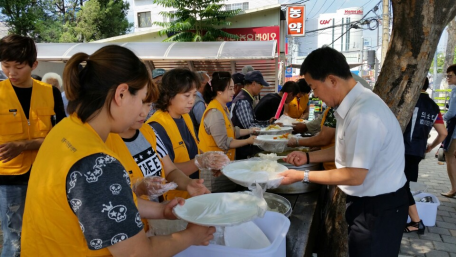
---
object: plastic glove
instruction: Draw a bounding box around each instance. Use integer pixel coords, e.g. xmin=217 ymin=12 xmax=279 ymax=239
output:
xmin=249 ymin=127 xmax=261 ymax=135
xmin=194 ymin=151 xmax=230 ymax=170
xmin=132 ymin=176 xmax=178 ymax=200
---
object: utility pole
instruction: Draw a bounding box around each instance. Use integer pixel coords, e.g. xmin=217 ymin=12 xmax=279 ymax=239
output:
xmin=381 ymin=0 xmax=390 ymax=64
xmin=375 ymin=19 xmax=380 ymax=81
xmin=360 ymin=37 xmax=364 ymax=78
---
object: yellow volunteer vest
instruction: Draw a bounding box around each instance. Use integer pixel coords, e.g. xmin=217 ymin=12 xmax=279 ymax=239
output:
xmin=288 ymin=94 xmax=309 ymax=118
xmin=105 ymin=124 xmax=165 ymax=232
xmin=320 ymin=108 xmax=336 ymax=170
xmin=0 ymin=79 xmax=55 ymax=175
xmin=22 ymin=115 xmax=137 ymax=257
xmin=198 ymin=100 xmax=235 ymax=161
xmin=147 ymin=110 xmax=199 ymax=200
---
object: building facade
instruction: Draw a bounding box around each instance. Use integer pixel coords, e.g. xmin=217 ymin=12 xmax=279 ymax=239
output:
xmin=296 ymin=7 xmax=364 ymax=62
xmin=132 ymin=0 xmax=279 ymax=33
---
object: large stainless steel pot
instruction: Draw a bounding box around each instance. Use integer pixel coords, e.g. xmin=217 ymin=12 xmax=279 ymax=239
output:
xmin=267 ymin=162 xmax=323 ymax=194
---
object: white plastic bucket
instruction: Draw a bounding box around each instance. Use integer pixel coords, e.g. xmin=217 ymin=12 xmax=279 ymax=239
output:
xmin=174 ymin=211 xmax=290 ymax=257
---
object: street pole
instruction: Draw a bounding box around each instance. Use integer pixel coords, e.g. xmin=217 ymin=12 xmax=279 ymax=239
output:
xmin=375 ymin=19 xmax=380 ymax=81
xmin=381 ymin=0 xmax=390 ymax=64
xmin=433 ymin=52 xmax=438 ymax=98
xmin=360 ymin=37 xmax=364 ymax=77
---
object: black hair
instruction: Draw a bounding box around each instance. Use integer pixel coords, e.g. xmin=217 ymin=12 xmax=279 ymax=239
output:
xmin=280 ymin=81 xmax=299 ymax=95
xmin=0 ymin=35 xmax=37 ymax=67
xmin=203 ymin=71 xmax=232 ymax=104
xmin=296 ymin=78 xmax=311 ymax=93
xmin=447 ymin=64 xmax=456 ymax=75
xmin=300 ymin=46 xmax=352 ymax=81
xmin=155 ymin=68 xmax=198 ymax=111
xmin=64 ymin=45 xmax=154 ymax=123
xmin=422 ymin=77 xmax=430 ymax=91
xmin=31 ymin=74 xmax=42 ymax=81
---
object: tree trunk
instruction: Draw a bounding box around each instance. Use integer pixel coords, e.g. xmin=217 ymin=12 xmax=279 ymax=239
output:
xmin=317 ymin=186 xmax=348 ymax=257
xmin=443 ymin=18 xmax=456 ymax=75
xmin=374 ymin=0 xmax=456 ymax=130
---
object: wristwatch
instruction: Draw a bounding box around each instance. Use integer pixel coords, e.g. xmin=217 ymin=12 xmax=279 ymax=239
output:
xmin=302 ymin=170 xmax=310 ymax=183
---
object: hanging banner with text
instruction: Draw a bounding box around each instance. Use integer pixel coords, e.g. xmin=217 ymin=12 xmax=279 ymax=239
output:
xmin=287 ymin=5 xmax=305 ymax=37
xmin=217 ymin=26 xmax=280 ymax=53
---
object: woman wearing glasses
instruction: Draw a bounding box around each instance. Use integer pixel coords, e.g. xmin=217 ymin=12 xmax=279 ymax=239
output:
xmin=198 ymin=72 xmax=258 ymax=192
xmin=442 ymin=64 xmax=456 ymax=198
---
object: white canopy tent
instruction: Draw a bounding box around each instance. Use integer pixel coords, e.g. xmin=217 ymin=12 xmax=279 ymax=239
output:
xmin=36 ymin=41 xmax=279 ymax=94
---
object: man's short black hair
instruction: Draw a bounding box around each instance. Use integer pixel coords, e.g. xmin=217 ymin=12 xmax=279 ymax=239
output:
xmin=422 ymin=77 xmax=429 ymax=91
xmin=300 ymin=46 xmax=352 ymax=81
xmin=280 ymin=81 xmax=299 ymax=95
xmin=297 ymin=78 xmax=311 ymax=93
xmin=0 ymin=35 xmax=37 ymax=67
xmin=447 ymin=64 xmax=456 ymax=75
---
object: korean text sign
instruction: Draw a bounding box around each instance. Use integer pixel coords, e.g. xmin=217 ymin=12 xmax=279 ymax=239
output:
xmin=287 ymin=5 xmax=305 ymax=36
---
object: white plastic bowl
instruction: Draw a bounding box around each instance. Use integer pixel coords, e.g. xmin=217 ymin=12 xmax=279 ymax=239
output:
xmin=222 ymin=160 xmax=287 ymax=188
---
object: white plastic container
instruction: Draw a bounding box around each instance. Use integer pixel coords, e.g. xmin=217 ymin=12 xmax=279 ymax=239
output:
xmin=408 ymin=192 xmax=440 ymax=226
xmin=174 ymin=211 xmax=290 ymax=257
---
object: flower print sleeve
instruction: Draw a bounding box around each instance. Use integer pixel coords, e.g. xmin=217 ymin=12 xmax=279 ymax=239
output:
xmin=66 ymin=153 xmax=143 ymax=250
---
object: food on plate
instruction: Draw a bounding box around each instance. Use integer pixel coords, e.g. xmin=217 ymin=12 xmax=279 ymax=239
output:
xmin=251 ymin=160 xmax=279 ymax=172
xmin=295 ymin=119 xmax=304 ymax=122
xmin=273 ymin=133 xmax=290 ymax=140
xmin=265 ymin=124 xmax=281 ymax=131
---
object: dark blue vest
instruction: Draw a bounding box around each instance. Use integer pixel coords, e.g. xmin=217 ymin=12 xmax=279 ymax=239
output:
xmin=231 ymin=89 xmax=254 ymax=130
xmin=403 ymin=93 xmax=441 ymax=158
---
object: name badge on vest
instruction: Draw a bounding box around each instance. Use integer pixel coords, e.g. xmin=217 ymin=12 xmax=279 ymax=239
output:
xmin=9 ymin=109 xmax=17 ymax=116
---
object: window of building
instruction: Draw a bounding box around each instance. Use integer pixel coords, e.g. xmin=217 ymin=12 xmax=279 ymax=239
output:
xmin=138 ymin=11 xmax=152 ymax=28
xmin=224 ymin=2 xmax=249 ymax=11
xmin=163 ymin=11 xmax=176 ymax=23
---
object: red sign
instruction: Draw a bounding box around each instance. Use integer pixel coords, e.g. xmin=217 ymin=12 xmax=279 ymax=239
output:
xmin=344 ymin=9 xmax=363 ymax=15
xmin=217 ymin=26 xmax=280 ymax=52
xmin=320 ymin=19 xmax=332 ymax=25
xmin=287 ymin=5 xmax=305 ymax=36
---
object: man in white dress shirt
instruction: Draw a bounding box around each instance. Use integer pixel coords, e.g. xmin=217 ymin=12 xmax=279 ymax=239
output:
xmin=280 ymin=47 xmax=408 ymax=257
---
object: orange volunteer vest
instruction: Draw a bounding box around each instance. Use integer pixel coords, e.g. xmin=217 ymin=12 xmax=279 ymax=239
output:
xmin=287 ymin=94 xmax=309 ymax=118
xmin=0 ymin=79 xmax=55 ymax=175
xmin=147 ymin=110 xmax=199 ymax=200
xmin=320 ymin=107 xmax=336 ymax=170
xmin=22 ymin=115 xmax=137 ymax=257
xmin=198 ymin=99 xmax=235 ymax=161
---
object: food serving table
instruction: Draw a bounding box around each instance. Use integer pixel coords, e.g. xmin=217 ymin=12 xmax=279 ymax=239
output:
xmin=280 ymin=188 xmax=321 ymax=257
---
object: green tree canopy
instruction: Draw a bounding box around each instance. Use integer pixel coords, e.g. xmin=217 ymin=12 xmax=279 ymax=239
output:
xmin=153 ymin=0 xmax=241 ymax=42
xmin=0 ymin=0 xmax=132 ymax=42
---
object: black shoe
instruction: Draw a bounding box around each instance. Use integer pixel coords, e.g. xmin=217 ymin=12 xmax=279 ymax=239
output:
xmin=404 ymin=220 xmax=425 ymax=234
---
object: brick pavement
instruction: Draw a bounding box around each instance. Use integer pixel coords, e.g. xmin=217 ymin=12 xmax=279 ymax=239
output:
xmin=0 ymin=131 xmax=455 ymax=256
xmin=400 ymin=130 xmax=456 ymax=257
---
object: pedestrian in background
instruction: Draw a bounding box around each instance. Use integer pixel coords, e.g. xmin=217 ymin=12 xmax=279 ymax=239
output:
xmin=403 ymin=77 xmax=447 ymax=234
xmin=442 ymin=64 xmax=456 ymax=198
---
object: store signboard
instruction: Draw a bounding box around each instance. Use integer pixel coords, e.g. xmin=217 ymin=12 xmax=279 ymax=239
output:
xmin=285 ymin=67 xmax=293 ymax=78
xmin=287 ymin=5 xmax=305 ymax=37
xmin=217 ymin=26 xmax=281 ymax=52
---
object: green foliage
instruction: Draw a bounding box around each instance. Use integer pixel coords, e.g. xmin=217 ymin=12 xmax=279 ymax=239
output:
xmin=153 ymin=0 xmax=241 ymax=42
xmin=0 ymin=0 xmax=132 ymax=42
xmin=430 ymin=48 xmax=456 ymax=73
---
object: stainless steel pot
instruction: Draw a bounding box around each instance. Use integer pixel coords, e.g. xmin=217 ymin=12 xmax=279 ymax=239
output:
xmin=267 ymin=163 xmax=322 ymax=194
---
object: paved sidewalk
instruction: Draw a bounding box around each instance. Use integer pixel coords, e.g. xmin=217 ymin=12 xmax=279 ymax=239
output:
xmin=400 ymin=130 xmax=456 ymax=257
